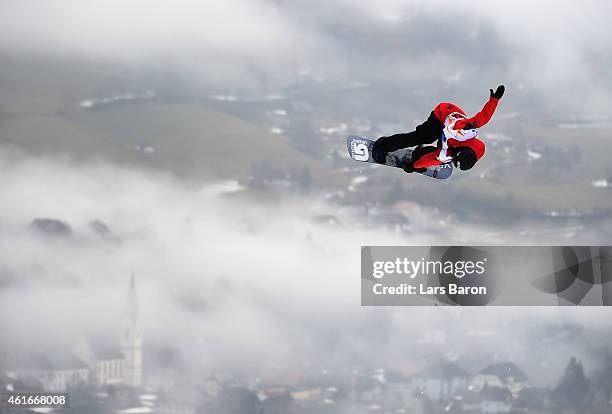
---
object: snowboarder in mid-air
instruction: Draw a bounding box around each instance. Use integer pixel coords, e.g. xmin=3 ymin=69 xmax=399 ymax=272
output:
xmin=371 ymin=85 xmax=505 ymax=173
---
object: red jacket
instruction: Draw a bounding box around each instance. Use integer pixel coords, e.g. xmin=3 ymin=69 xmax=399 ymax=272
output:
xmin=414 ymin=97 xmax=500 ymax=169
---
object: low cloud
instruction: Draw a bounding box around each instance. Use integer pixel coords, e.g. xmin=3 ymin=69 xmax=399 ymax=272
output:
xmin=1 ymin=149 xmax=611 ymax=385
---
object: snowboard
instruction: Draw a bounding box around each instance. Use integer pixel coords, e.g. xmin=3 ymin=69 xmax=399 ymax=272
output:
xmin=346 ymin=135 xmax=453 ymax=180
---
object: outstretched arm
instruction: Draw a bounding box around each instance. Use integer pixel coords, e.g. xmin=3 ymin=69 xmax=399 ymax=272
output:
xmin=455 ymin=85 xmax=505 ymax=129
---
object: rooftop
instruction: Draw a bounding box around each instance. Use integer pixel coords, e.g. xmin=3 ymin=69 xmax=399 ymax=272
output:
xmin=481 ymin=362 xmax=528 ymax=382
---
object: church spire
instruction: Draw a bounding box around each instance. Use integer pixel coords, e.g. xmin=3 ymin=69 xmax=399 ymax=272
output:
xmin=121 ymin=270 xmax=143 ymax=387
xmin=126 ymin=269 xmax=139 ymax=323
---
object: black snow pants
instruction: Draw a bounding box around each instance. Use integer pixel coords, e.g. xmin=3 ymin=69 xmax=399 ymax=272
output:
xmin=376 ymin=111 xmax=444 ymax=152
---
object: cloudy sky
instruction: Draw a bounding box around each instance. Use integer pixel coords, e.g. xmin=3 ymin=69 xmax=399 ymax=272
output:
xmin=0 ymin=0 xmax=610 ymax=113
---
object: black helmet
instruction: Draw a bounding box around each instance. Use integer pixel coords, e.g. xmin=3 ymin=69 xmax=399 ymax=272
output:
xmin=453 ymin=147 xmax=477 ymax=170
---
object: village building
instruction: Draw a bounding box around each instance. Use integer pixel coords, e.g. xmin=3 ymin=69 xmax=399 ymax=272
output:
xmin=462 ymin=386 xmax=513 ymax=413
xmin=6 ymin=353 xmax=89 ymax=392
xmin=410 ymin=361 xmax=468 ymax=401
xmin=471 ymin=362 xmax=528 ymax=396
xmin=4 ymin=276 xmax=143 ymax=391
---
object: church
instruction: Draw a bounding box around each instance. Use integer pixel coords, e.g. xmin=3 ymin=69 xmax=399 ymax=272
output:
xmin=7 ymin=276 xmax=143 ymax=391
xmin=73 ymin=275 xmax=144 ymax=388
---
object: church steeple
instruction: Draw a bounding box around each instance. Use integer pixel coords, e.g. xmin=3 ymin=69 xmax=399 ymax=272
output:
xmin=120 ymin=271 xmax=143 ymax=387
xmin=126 ymin=272 xmax=139 ymax=323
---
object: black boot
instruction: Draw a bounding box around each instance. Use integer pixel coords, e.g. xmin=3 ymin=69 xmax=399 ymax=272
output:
xmin=371 ymin=138 xmax=389 ymax=164
xmin=411 ymin=145 xmax=437 ymax=162
xmin=402 ymin=145 xmax=433 ymax=173
xmin=402 ymin=160 xmax=426 ymax=174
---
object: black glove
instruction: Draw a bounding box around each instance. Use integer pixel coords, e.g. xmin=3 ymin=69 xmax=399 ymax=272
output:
xmin=402 ymin=160 xmax=426 ymax=174
xmin=490 ymin=85 xmax=505 ymax=99
xmin=371 ymin=138 xmax=389 ymax=164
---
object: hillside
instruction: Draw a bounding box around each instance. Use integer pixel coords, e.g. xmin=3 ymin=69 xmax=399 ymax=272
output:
xmin=0 ymin=55 xmax=315 ymax=181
